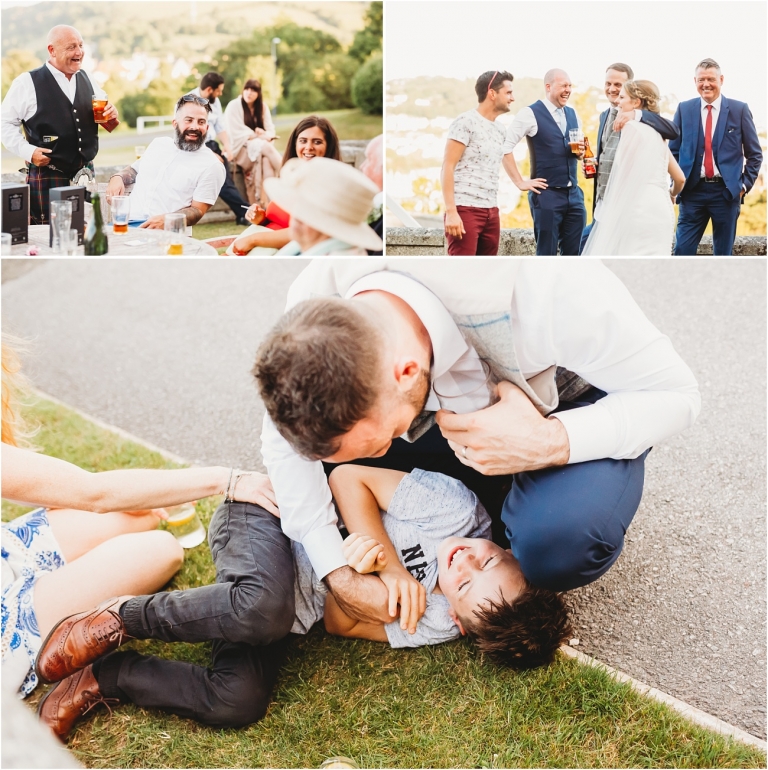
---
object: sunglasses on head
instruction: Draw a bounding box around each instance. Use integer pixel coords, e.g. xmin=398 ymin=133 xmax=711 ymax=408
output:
xmin=180 ymin=94 xmax=212 ymax=111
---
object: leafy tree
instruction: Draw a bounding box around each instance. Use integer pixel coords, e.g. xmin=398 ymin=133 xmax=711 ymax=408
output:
xmin=118 ymin=64 xmax=184 ymax=128
xmin=349 ymin=2 xmax=382 ymax=62
xmin=2 ymin=49 xmax=42 ymax=99
xmin=352 ymin=54 xmax=383 ymax=115
xmin=284 ymin=52 xmax=358 ymax=113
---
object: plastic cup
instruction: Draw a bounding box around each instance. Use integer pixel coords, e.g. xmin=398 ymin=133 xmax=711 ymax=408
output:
xmin=165 ymin=503 xmax=206 ymax=548
xmin=135 ymin=145 xmax=146 ymax=160
xmin=1 ymin=233 xmax=12 ymax=255
xmin=92 ymin=95 xmax=109 ymax=123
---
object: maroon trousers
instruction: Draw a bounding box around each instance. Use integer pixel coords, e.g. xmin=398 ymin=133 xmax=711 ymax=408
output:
xmin=445 ymin=205 xmax=500 ymax=256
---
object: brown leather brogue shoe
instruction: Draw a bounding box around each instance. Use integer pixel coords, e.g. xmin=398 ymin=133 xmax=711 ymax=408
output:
xmin=35 ymin=598 xmax=131 ymax=684
xmin=37 ymin=664 xmax=120 ymax=742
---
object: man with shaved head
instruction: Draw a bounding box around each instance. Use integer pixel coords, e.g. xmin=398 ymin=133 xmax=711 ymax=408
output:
xmin=502 ymin=69 xmax=587 ymax=255
xmin=0 ymin=25 xmax=118 ymax=224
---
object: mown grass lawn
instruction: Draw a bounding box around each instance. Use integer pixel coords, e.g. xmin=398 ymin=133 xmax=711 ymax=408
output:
xmin=4 ymin=397 xmax=765 ymax=769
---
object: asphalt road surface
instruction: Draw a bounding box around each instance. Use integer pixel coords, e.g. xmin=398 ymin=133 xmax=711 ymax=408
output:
xmin=2 ymin=258 xmax=765 ymax=739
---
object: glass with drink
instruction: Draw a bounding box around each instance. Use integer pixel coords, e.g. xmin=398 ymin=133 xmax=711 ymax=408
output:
xmin=92 ymin=95 xmax=109 ymax=124
xmin=164 ymin=503 xmax=206 ymax=548
xmin=1 ymin=233 xmax=12 ymax=256
xmin=50 ymin=199 xmax=73 ymax=253
xmin=164 ymin=213 xmax=186 ymax=255
xmin=135 ymin=145 xmax=146 ymax=160
xmin=111 ymin=196 xmax=131 ymax=234
xmin=583 ymin=136 xmax=597 ymax=178
xmin=568 ymin=128 xmax=584 ymax=155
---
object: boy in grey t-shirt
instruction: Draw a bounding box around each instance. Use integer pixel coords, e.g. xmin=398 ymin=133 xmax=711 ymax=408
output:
xmin=290 ymin=465 xmax=571 ymax=667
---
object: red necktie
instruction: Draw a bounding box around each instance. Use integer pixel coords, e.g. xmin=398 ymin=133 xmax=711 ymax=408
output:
xmin=704 ymin=104 xmax=714 ymax=179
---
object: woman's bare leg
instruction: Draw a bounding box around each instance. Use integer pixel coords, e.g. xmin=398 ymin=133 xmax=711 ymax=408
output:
xmin=34 ymin=529 xmax=184 ymax=638
xmin=46 ymin=508 xmax=163 ymax=563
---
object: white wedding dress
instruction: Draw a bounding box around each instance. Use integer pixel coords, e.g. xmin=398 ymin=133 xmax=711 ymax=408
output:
xmin=582 ymin=120 xmax=675 ymax=256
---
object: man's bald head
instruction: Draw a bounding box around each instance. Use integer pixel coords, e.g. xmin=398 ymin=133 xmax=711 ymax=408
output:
xmin=361 ymin=134 xmax=383 ymax=190
xmin=47 ymin=25 xmax=84 ymax=78
xmin=543 ymin=68 xmax=573 ymax=108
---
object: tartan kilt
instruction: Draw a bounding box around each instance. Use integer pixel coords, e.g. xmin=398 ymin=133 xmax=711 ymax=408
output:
xmin=26 ymin=165 xmax=74 ymax=225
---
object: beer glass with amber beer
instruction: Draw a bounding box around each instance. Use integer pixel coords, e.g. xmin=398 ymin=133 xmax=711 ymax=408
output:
xmin=568 ymin=128 xmax=584 ymax=155
xmin=92 ymin=95 xmax=109 ymax=124
xmin=111 ymin=196 xmax=130 ymax=233
xmin=164 ymin=213 xmax=186 ymax=255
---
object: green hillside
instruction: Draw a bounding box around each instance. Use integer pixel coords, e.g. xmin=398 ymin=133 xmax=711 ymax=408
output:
xmin=1 ymin=1 xmax=368 ymax=61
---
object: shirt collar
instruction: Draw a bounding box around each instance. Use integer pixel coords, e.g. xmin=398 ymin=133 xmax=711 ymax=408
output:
xmin=700 ymin=95 xmax=722 ymax=112
xmin=542 ymin=98 xmax=561 ymax=116
xmin=344 ymin=270 xmax=469 ymax=381
xmin=46 ymin=61 xmax=75 ymax=87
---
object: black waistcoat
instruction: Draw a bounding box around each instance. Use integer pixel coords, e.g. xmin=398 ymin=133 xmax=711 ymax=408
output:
xmin=23 ymin=65 xmax=99 ymax=178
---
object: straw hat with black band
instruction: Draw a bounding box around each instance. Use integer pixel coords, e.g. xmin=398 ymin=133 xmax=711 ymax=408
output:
xmin=264 ymin=157 xmax=383 ymax=252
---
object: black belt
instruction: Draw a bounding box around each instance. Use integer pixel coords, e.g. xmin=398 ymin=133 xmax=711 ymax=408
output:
xmin=701 ymin=176 xmax=724 ymax=184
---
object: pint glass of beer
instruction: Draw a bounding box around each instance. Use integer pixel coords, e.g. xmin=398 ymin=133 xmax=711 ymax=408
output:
xmin=92 ymin=95 xmax=109 ymax=124
xmin=164 ymin=213 xmax=186 ymax=255
xmin=568 ymin=128 xmax=584 ymax=154
xmin=111 ymin=196 xmax=130 ymax=233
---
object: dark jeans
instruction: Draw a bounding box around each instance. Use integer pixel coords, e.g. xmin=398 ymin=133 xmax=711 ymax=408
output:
xmin=529 ymin=186 xmax=586 ymax=255
xmin=673 ymin=179 xmax=741 ymax=255
xmin=96 ymin=502 xmax=295 ymax=727
xmin=333 ymin=388 xmax=647 ymax=593
xmin=206 ymin=139 xmax=249 ymax=218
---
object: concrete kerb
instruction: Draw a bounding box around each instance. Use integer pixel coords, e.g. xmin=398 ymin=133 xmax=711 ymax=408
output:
xmin=32 ymin=387 xmax=767 ymax=753
xmin=560 ymin=645 xmax=767 ymax=751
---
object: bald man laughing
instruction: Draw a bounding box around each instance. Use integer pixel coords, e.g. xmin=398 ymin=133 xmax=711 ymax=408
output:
xmin=502 ymin=68 xmax=587 ymax=255
xmin=0 ymin=25 xmax=119 ymax=224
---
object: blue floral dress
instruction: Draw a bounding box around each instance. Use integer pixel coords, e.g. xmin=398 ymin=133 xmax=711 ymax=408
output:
xmin=1 ymin=508 xmax=65 ymax=697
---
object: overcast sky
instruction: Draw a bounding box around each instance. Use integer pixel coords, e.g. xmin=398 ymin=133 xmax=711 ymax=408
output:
xmin=385 ymin=0 xmax=767 ymax=130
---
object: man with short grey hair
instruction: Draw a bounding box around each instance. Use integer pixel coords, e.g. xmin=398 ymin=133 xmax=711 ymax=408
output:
xmin=670 ymin=57 xmax=762 ymax=255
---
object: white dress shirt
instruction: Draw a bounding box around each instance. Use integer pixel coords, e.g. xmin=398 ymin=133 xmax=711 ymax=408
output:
xmin=187 ymin=87 xmax=226 ymax=143
xmin=699 ymin=95 xmax=723 ymax=178
xmin=261 ymin=261 xmax=700 ymax=581
xmin=0 ymin=62 xmax=106 ymax=163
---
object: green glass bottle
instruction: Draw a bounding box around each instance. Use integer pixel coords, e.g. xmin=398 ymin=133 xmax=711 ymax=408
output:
xmin=84 ymin=192 xmax=109 ymax=255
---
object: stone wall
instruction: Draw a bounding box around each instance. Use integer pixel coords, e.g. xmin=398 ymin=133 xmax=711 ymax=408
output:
xmin=385 ymin=227 xmax=768 ymax=256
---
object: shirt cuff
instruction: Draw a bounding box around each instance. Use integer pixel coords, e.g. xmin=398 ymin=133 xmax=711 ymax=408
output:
xmin=552 ymin=403 xmax=616 ymax=465
xmin=300 ymin=523 xmax=347 ymax=580
xmin=21 ymin=142 xmax=35 ymax=164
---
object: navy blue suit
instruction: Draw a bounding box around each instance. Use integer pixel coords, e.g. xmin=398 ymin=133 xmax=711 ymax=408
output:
xmin=579 ymin=110 xmax=680 ymax=253
xmin=670 ymin=95 xmax=762 ymax=255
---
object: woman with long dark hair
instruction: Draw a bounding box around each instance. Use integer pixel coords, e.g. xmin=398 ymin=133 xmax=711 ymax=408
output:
xmin=230 ymin=115 xmax=344 ymax=255
xmin=224 ymin=79 xmax=282 ymax=206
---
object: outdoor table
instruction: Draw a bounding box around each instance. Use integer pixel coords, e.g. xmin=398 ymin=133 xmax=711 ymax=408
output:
xmin=10 ymin=225 xmax=218 ymax=256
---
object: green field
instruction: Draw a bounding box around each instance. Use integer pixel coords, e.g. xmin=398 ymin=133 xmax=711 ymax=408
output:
xmin=3 ymin=397 xmax=765 ymax=768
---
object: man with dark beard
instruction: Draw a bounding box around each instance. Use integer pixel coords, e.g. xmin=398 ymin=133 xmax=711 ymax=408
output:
xmin=105 ymin=96 xmax=226 ymax=229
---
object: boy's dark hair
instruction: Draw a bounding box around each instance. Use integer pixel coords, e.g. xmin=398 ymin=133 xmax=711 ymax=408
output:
xmin=475 ymin=70 xmax=514 ymax=102
xmin=464 ymin=583 xmax=572 ymax=669
xmin=605 ymin=62 xmax=634 ymax=80
xmin=200 ymin=71 xmax=225 ymax=91
xmin=253 ymin=298 xmax=384 ymax=460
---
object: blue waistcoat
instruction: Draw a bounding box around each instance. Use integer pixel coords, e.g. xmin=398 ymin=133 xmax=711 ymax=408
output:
xmin=526 ymin=100 xmax=578 ymax=188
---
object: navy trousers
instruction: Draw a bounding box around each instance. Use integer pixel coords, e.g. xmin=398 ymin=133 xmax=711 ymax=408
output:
xmin=529 ymin=186 xmax=586 ymax=256
xmin=674 ymin=179 xmax=741 ymax=255
xmin=338 ymin=388 xmax=647 ymax=593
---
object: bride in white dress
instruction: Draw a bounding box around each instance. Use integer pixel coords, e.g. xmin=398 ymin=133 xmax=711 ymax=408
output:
xmin=583 ymin=80 xmax=686 ymax=255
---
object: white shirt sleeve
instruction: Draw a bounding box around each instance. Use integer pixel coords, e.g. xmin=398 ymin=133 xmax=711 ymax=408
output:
xmin=503 ymin=107 xmax=537 ymax=154
xmin=0 ymin=73 xmax=37 ymax=163
xmin=260 ymin=413 xmax=347 ymax=580
xmin=191 ymin=157 xmax=226 ymax=204
xmin=262 ymin=103 xmax=276 ymax=140
xmin=512 ymin=261 xmax=701 ymax=463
